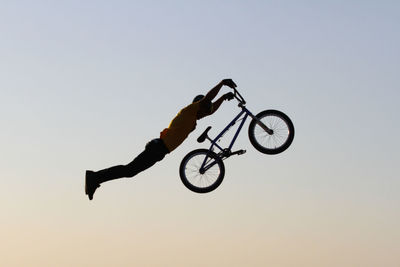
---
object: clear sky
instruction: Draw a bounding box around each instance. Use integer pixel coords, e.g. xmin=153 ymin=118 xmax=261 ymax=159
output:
xmin=1 ymin=0 xmax=399 ymax=266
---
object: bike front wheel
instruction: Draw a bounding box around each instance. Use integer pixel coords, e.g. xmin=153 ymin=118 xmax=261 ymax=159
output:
xmin=248 ymin=110 xmax=295 ymax=154
xmin=179 ymin=149 xmax=225 ymax=193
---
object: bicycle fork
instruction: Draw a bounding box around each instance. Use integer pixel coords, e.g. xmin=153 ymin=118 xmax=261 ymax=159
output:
xmin=246 ymin=110 xmax=274 ymax=135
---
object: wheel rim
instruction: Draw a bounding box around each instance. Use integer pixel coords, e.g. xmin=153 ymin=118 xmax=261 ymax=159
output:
xmin=253 ymin=114 xmax=291 ymax=150
xmin=184 ymin=153 xmax=221 ymax=189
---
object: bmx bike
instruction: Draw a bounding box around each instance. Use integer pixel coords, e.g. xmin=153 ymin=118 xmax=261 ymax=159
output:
xmin=179 ymin=88 xmax=295 ymax=193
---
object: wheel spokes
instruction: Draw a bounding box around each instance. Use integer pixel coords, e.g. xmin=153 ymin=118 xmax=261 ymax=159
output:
xmin=253 ymin=115 xmax=290 ymax=150
xmin=185 ymin=154 xmax=221 ymax=189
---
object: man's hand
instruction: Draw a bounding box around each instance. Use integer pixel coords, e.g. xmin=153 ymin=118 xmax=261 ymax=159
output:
xmin=203 ymin=79 xmax=237 ymax=106
xmin=221 ymin=79 xmax=237 ymax=89
xmin=223 ymin=92 xmax=234 ymax=101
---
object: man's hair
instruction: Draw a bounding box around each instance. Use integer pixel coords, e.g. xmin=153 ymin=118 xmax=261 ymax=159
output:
xmin=192 ymin=94 xmax=204 ymax=103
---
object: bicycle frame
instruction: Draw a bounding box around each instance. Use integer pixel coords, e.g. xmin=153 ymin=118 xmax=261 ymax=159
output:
xmin=198 ymin=88 xmax=273 ymax=173
xmin=199 ymin=104 xmax=254 ymax=172
xmin=208 ymin=106 xmax=250 ymax=155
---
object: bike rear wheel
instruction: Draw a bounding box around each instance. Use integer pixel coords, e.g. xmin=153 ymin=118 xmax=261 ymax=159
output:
xmin=248 ymin=110 xmax=294 ymax=154
xmin=179 ymin=149 xmax=225 ymax=193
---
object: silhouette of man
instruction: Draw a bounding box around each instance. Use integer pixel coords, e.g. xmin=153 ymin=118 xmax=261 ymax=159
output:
xmin=85 ymin=79 xmax=237 ymax=200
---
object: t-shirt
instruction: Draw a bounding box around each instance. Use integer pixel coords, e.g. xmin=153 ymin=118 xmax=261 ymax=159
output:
xmin=160 ymin=102 xmax=200 ymax=152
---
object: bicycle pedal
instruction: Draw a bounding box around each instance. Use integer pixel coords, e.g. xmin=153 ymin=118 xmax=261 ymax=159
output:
xmin=232 ymin=149 xmax=246 ymax=155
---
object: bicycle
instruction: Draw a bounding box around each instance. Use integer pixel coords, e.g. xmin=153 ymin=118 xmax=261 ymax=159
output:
xmin=179 ymin=88 xmax=295 ymax=193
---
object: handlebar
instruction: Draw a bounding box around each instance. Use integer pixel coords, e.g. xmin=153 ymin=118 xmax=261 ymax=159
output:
xmin=233 ymin=88 xmax=246 ymax=105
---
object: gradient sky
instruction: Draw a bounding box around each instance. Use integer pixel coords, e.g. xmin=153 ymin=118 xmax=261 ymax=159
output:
xmin=1 ymin=1 xmax=399 ymax=266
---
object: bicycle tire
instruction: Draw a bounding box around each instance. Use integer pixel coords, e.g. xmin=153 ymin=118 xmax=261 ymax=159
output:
xmin=248 ymin=109 xmax=295 ymax=154
xmin=179 ymin=149 xmax=225 ymax=193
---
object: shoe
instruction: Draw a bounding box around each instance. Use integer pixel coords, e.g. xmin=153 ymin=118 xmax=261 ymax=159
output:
xmin=85 ymin=170 xmax=100 ymax=200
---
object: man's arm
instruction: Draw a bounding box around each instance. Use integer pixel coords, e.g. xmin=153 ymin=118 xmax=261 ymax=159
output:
xmin=202 ymin=79 xmax=237 ymax=104
xmin=209 ymin=92 xmax=234 ymax=115
xmin=196 ymin=79 xmax=236 ymax=118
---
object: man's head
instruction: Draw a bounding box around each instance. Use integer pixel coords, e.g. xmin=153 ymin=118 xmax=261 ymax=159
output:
xmin=192 ymin=95 xmax=204 ymax=103
xmin=193 ymin=94 xmax=212 ymax=119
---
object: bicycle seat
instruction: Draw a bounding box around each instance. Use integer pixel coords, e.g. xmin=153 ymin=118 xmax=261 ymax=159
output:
xmin=197 ymin=126 xmax=212 ymax=143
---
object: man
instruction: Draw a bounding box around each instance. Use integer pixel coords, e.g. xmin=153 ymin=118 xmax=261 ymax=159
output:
xmin=85 ymin=79 xmax=237 ymax=200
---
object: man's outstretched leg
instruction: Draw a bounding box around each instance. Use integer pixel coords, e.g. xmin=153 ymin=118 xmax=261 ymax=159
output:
xmin=85 ymin=139 xmax=169 ymax=200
